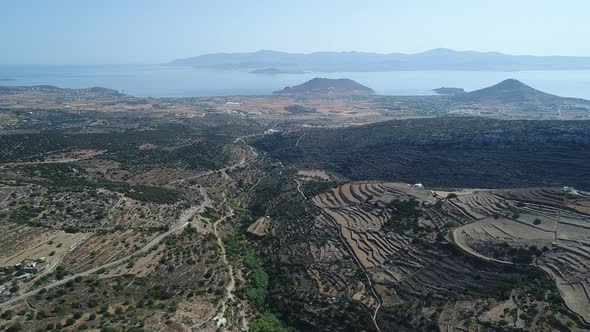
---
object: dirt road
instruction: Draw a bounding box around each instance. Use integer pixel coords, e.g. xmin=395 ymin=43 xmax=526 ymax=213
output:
xmin=0 ymin=186 xmax=211 ymax=309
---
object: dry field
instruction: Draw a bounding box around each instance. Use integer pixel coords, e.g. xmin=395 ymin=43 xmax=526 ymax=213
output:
xmin=297 ymin=169 xmax=333 ymax=181
xmin=61 ymin=230 xmax=156 ymax=273
xmin=0 ymin=86 xmax=417 ymax=131
xmin=200 ymin=95 xmax=401 ymax=126
xmin=0 ymin=225 xmax=88 ymax=268
xmin=246 ymin=217 xmax=270 ymax=236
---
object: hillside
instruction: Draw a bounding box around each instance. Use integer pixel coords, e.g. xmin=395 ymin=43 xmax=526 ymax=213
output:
xmin=169 ymin=48 xmax=590 ymax=72
xmin=452 ymin=79 xmax=579 ymax=104
xmin=273 ymin=78 xmax=374 ymax=95
xmin=253 ymin=117 xmax=590 ymax=189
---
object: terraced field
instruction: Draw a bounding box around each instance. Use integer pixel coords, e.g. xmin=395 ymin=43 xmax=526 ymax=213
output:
xmin=311 ymin=182 xmax=431 ymax=269
xmin=451 ymin=187 xmax=590 ymax=323
xmin=269 ymin=181 xmax=566 ymax=331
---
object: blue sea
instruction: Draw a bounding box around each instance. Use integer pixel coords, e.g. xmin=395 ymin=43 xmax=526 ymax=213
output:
xmin=1 ymin=64 xmax=590 ymax=99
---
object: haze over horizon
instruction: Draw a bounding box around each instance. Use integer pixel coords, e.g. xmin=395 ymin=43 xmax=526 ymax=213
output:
xmin=2 ymin=0 xmax=590 ymax=64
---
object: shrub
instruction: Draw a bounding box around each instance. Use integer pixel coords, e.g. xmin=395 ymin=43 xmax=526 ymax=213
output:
xmin=249 ymin=313 xmax=289 ymax=332
xmin=445 ymin=221 xmax=459 ymax=228
xmin=5 ymin=323 xmax=23 ymax=332
xmin=64 ymin=225 xmax=81 ymax=233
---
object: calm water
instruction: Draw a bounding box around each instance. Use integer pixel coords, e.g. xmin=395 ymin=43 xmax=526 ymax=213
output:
xmin=1 ymin=64 xmax=590 ymax=99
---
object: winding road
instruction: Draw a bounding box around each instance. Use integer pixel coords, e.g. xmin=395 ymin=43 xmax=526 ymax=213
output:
xmin=0 ymin=186 xmax=211 ymax=309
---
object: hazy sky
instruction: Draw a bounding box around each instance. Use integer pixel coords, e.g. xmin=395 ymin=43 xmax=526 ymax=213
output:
xmin=2 ymin=0 xmax=590 ymax=64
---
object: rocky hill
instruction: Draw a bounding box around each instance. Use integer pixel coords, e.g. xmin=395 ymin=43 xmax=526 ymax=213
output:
xmin=452 ymin=79 xmax=582 ymax=104
xmin=273 ymin=78 xmax=374 ymax=95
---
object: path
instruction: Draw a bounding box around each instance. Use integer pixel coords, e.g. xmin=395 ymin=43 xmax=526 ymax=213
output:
xmin=189 ymin=181 xmax=249 ymax=330
xmin=209 ymin=209 xmax=237 ymax=330
xmin=295 ymin=180 xmax=307 ymax=200
xmin=295 ymin=132 xmax=305 ymax=147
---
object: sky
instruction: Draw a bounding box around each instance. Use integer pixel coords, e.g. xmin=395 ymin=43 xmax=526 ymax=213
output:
xmin=2 ymin=0 xmax=590 ymax=64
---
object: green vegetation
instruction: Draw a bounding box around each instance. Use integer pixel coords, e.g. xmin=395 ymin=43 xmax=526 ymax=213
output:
xmin=249 ymin=177 xmax=287 ymax=217
xmin=383 ymin=198 xmax=423 ymax=234
xmin=486 ymin=243 xmax=545 ymax=264
xmin=200 ymin=207 xmax=218 ymax=221
xmin=249 ymin=313 xmax=291 ymax=332
xmin=229 ymin=194 xmax=249 ymax=217
xmin=242 ymin=250 xmax=269 ymax=309
xmin=253 ymin=118 xmax=590 ymax=190
xmin=224 ymin=214 xmax=291 ymax=327
xmin=20 ymin=163 xmax=180 ymax=204
xmin=64 ymin=225 xmax=81 ymax=233
xmin=301 ymin=180 xmax=340 ymax=197
xmin=224 ymin=231 xmax=248 ymax=264
xmin=6 ymin=205 xmax=42 ymax=225
xmin=109 ymin=139 xmax=232 ymax=171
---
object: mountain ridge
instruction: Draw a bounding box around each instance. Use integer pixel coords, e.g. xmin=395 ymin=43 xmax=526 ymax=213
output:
xmin=169 ymin=49 xmax=590 ymax=72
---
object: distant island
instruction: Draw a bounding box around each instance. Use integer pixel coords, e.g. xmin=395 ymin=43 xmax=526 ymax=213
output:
xmin=433 ymin=87 xmax=465 ymax=95
xmin=273 ymin=78 xmax=374 ymax=95
xmin=169 ymin=49 xmax=590 ymax=72
xmin=249 ymin=68 xmax=304 ymax=75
